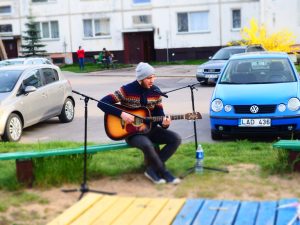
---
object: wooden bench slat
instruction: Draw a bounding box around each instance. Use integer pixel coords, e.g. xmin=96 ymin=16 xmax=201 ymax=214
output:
xmin=70 ymin=195 xmax=119 ymax=225
xmin=150 ymin=198 xmax=186 ymax=225
xmin=234 ymin=201 xmax=259 ymax=225
xmin=172 ymin=199 xmax=204 ymax=225
xmin=213 ymin=200 xmax=240 ymax=225
xmin=255 ymin=201 xmax=277 ymax=225
xmin=131 ymin=198 xmax=169 ymax=225
xmin=110 ymin=197 xmax=151 ymax=225
xmin=192 ymin=200 xmax=222 ymax=225
xmin=276 ymin=198 xmax=299 ymax=225
xmin=0 ymin=142 xmax=130 ymax=160
xmin=273 ymin=140 xmax=300 ymax=151
xmin=91 ymin=197 xmax=135 ymax=225
xmin=47 ymin=193 xmax=102 ymax=225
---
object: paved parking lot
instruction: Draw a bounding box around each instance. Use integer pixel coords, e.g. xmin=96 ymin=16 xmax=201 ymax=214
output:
xmin=20 ymin=65 xmax=215 ymax=144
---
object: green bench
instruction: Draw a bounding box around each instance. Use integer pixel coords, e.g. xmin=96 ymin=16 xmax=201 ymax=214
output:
xmin=273 ymin=140 xmax=300 ymax=171
xmin=0 ymin=142 xmax=130 ymax=185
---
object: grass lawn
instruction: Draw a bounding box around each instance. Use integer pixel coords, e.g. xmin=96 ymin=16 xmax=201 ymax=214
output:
xmin=0 ymin=140 xmax=299 ymax=224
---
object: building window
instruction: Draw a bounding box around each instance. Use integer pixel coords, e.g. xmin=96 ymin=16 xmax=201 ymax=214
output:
xmin=232 ymin=9 xmax=241 ymax=29
xmin=133 ymin=15 xmax=152 ymax=25
xmin=0 ymin=6 xmax=11 ymax=14
xmin=177 ymin=11 xmax=209 ymax=33
xmin=0 ymin=24 xmax=12 ymax=33
xmin=35 ymin=21 xmax=59 ymax=39
xmin=133 ymin=0 xmax=150 ymax=3
xmin=32 ymin=0 xmax=56 ymax=2
xmin=83 ymin=19 xmax=110 ymax=38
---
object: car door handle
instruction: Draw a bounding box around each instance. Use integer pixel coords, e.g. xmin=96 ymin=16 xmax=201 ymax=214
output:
xmin=42 ymin=93 xmax=47 ymax=97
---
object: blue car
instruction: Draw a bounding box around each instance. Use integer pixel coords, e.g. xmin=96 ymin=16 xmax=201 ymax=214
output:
xmin=210 ymin=52 xmax=300 ymax=140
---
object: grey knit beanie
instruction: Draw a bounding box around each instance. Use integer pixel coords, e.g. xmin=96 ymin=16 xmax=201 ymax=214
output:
xmin=135 ymin=62 xmax=155 ymax=81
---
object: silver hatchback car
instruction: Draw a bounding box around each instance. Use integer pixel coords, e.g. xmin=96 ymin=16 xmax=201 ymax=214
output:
xmin=0 ymin=64 xmax=75 ymax=142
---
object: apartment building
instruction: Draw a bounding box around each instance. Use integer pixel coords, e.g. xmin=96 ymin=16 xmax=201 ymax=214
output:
xmin=0 ymin=0 xmax=299 ymax=64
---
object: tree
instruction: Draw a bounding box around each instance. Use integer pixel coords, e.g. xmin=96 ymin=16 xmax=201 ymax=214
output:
xmin=21 ymin=16 xmax=47 ymax=57
xmin=229 ymin=19 xmax=300 ymax=53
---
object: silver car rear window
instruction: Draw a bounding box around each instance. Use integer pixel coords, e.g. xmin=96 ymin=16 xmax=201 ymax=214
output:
xmin=0 ymin=70 xmax=22 ymax=93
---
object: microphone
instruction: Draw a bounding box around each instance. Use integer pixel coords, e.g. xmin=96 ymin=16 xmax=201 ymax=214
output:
xmin=152 ymin=88 xmax=168 ymax=98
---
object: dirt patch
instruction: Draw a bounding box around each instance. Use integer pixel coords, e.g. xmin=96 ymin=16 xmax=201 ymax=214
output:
xmin=1 ymin=164 xmax=300 ymax=225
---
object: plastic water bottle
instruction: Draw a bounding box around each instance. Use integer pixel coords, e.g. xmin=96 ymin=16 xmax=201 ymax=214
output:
xmin=195 ymin=144 xmax=204 ymax=173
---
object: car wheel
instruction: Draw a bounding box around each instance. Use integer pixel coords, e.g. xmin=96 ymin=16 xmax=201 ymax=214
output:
xmin=3 ymin=113 xmax=23 ymax=142
xmin=59 ymin=98 xmax=74 ymax=123
xmin=211 ymin=131 xmax=222 ymax=140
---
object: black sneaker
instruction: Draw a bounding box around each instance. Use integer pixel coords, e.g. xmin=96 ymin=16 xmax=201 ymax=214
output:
xmin=162 ymin=170 xmax=181 ymax=184
xmin=144 ymin=167 xmax=166 ymax=184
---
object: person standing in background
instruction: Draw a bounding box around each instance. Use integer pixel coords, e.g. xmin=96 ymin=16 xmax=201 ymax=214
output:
xmin=77 ymin=46 xmax=85 ymax=70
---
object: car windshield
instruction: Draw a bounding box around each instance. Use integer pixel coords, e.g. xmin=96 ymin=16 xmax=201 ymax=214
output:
xmin=212 ymin=48 xmax=245 ymax=60
xmin=0 ymin=70 xmax=22 ymax=93
xmin=219 ymin=58 xmax=296 ymax=85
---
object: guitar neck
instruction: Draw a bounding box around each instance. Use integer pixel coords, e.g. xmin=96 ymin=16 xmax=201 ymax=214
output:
xmin=148 ymin=114 xmax=185 ymax=122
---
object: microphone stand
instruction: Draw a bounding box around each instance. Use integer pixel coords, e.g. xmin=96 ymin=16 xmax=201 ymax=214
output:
xmin=62 ymin=90 xmax=116 ymax=200
xmin=163 ymin=83 xmax=229 ymax=178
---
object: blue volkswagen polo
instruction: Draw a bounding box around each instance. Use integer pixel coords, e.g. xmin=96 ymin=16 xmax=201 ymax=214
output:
xmin=210 ymin=52 xmax=300 ymax=140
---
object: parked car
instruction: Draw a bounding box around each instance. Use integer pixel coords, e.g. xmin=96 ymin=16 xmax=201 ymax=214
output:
xmin=0 ymin=57 xmax=52 ymax=67
xmin=210 ymin=51 xmax=300 ymax=140
xmin=0 ymin=64 xmax=75 ymax=142
xmin=196 ymin=45 xmax=265 ymax=85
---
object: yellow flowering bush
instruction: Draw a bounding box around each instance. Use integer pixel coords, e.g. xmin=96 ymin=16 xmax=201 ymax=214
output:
xmin=229 ymin=19 xmax=299 ymax=53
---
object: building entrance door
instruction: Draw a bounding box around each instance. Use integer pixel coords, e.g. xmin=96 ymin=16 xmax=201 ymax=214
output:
xmin=3 ymin=39 xmax=18 ymax=58
xmin=123 ymin=31 xmax=154 ymax=64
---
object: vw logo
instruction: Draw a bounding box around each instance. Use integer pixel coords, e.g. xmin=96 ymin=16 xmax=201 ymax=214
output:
xmin=250 ymin=105 xmax=259 ymax=114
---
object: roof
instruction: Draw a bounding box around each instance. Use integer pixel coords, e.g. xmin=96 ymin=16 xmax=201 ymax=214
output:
xmin=229 ymin=51 xmax=289 ymax=60
xmin=0 ymin=64 xmax=59 ymax=71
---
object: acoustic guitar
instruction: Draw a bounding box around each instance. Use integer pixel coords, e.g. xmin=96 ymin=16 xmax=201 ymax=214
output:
xmin=104 ymin=105 xmax=202 ymax=140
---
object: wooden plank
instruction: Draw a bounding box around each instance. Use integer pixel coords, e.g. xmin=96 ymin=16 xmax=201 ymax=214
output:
xmin=213 ymin=200 xmax=240 ymax=225
xmin=150 ymin=198 xmax=186 ymax=225
xmin=172 ymin=199 xmax=204 ymax=225
xmin=131 ymin=198 xmax=169 ymax=225
xmin=111 ymin=197 xmax=151 ymax=225
xmin=273 ymin=140 xmax=300 ymax=151
xmin=234 ymin=201 xmax=259 ymax=225
xmin=70 ymin=195 xmax=119 ymax=225
xmin=255 ymin=201 xmax=277 ymax=225
xmin=91 ymin=197 xmax=135 ymax=225
xmin=0 ymin=142 xmax=130 ymax=160
xmin=47 ymin=193 xmax=102 ymax=225
xmin=192 ymin=199 xmax=222 ymax=225
xmin=276 ymin=198 xmax=299 ymax=225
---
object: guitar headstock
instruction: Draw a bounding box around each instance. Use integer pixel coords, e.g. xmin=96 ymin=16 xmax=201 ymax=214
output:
xmin=184 ymin=112 xmax=202 ymax=120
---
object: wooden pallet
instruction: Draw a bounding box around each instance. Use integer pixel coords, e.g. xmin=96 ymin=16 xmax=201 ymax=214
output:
xmin=48 ymin=193 xmax=299 ymax=225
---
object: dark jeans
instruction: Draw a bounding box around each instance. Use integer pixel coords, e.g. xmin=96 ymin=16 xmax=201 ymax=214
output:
xmin=125 ymin=127 xmax=181 ymax=173
xmin=78 ymin=58 xmax=84 ymax=70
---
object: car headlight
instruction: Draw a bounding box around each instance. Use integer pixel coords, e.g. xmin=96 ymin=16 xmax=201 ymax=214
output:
xmin=197 ymin=67 xmax=204 ymax=73
xmin=277 ymin=104 xmax=286 ymax=112
xmin=211 ymin=99 xmax=223 ymax=112
xmin=224 ymin=105 xmax=232 ymax=112
xmin=287 ymin=98 xmax=300 ymax=111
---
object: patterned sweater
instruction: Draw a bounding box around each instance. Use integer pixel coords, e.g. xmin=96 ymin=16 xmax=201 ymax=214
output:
xmin=97 ymin=80 xmax=165 ymax=127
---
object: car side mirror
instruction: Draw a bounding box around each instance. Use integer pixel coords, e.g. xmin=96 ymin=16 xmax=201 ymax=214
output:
xmin=24 ymin=86 xmax=37 ymax=94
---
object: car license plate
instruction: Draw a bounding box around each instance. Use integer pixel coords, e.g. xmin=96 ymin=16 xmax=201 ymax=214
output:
xmin=239 ymin=118 xmax=271 ymax=127
xmin=205 ymin=74 xmax=218 ymax=78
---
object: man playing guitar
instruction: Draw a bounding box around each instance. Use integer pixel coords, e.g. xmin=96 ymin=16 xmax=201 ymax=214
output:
xmin=98 ymin=62 xmax=181 ymax=184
